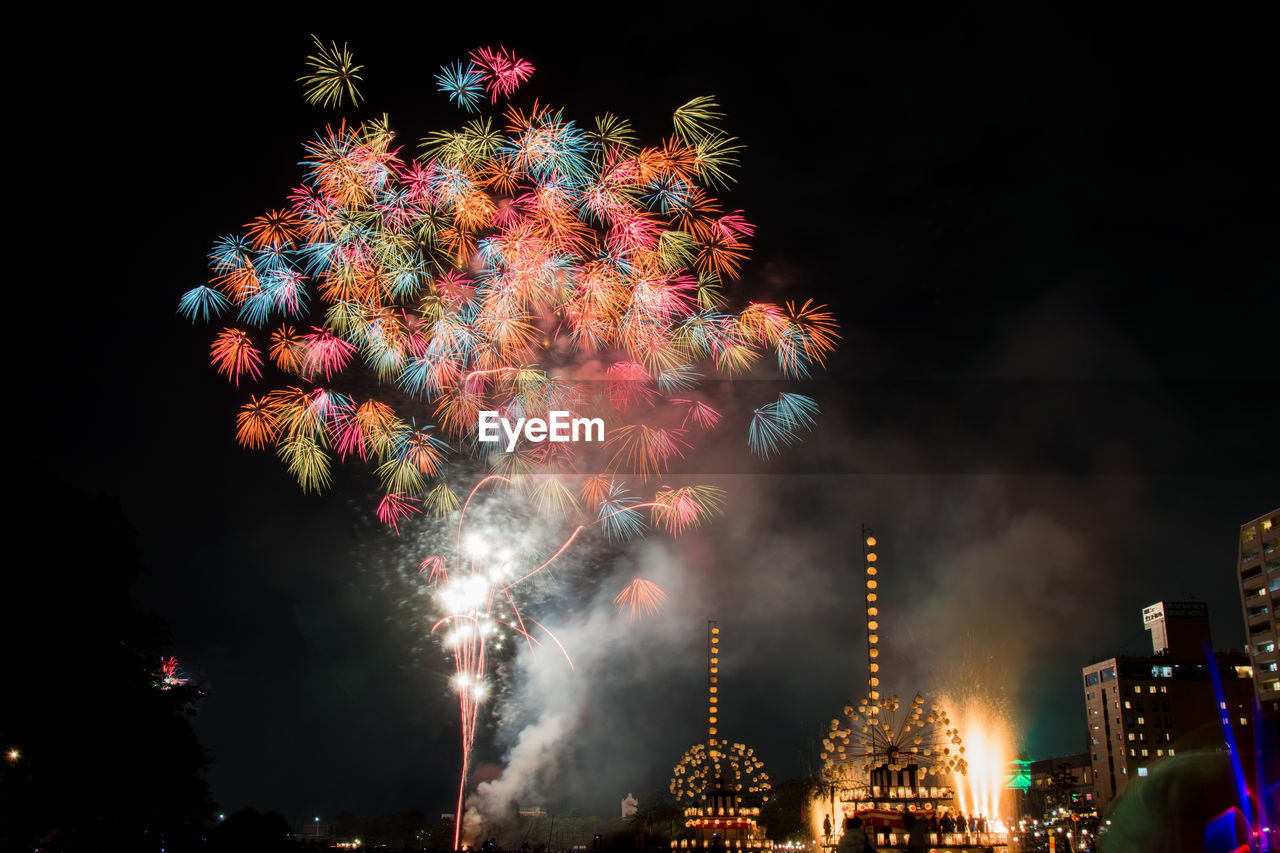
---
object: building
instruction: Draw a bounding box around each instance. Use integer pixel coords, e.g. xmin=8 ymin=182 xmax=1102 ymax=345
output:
xmin=1081 ymin=601 xmax=1256 ymax=811
xmin=1026 ymin=752 xmax=1095 ymax=817
xmin=1237 ymin=508 xmax=1280 ymax=713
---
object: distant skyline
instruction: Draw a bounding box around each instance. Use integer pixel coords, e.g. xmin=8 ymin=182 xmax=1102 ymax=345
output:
xmin=17 ymin=9 xmax=1278 ymax=824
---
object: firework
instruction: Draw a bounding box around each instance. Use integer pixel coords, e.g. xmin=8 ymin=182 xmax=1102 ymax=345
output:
xmin=185 ymin=43 xmax=837 ymax=846
xmin=613 ymin=577 xmax=668 ymax=620
xmin=299 ymin=35 xmax=364 ymax=108
xmin=159 ymin=656 xmax=189 ymax=689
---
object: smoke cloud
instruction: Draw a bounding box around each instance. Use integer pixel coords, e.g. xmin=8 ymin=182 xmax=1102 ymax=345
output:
xmin=432 ymin=287 xmax=1242 ymax=832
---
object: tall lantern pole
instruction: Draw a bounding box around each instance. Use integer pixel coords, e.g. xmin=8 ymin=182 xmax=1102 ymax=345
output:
xmin=708 ymin=620 xmax=721 ymax=771
xmin=862 ymin=525 xmax=881 ymax=708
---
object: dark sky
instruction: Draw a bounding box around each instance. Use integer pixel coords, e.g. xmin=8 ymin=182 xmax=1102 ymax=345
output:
xmin=19 ymin=7 xmax=1277 ymax=828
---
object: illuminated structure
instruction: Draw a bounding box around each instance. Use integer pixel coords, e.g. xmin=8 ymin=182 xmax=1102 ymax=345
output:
xmin=1237 ymin=509 xmax=1279 ymax=713
xmin=1081 ymin=601 xmax=1256 ymax=811
xmin=670 ymin=621 xmax=772 ymax=851
xmin=1025 ymin=753 xmax=1094 ymax=817
xmin=819 ymin=527 xmax=1007 ymax=850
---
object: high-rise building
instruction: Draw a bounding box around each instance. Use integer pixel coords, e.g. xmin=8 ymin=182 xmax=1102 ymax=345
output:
xmin=1081 ymin=601 xmax=1255 ymax=812
xmin=1237 ymin=508 xmax=1280 ymax=713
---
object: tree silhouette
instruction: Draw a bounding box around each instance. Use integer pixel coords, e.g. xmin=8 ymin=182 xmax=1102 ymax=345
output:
xmin=760 ymin=776 xmax=823 ymax=843
xmin=0 ymin=469 xmax=214 ymax=852
xmin=627 ymin=789 xmax=684 ymax=845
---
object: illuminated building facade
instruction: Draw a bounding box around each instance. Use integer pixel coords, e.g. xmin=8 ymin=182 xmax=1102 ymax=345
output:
xmin=1237 ymin=508 xmax=1280 ymax=713
xmin=1081 ymin=601 xmax=1256 ymax=811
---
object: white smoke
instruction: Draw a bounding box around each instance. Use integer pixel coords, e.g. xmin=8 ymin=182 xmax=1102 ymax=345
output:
xmin=461 ymin=538 xmax=705 ymax=838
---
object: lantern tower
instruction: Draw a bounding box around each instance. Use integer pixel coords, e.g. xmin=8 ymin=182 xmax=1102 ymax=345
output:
xmin=669 ymin=621 xmax=772 ymax=851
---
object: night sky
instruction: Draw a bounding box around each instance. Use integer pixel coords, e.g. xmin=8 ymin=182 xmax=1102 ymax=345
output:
xmin=18 ymin=8 xmax=1277 ymax=829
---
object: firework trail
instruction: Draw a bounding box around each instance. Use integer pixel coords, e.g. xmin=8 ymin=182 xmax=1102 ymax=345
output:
xmin=182 ymin=43 xmax=837 ymax=844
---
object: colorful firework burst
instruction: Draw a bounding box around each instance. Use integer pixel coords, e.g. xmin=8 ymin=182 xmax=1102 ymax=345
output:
xmin=299 ymin=35 xmax=364 ymax=108
xmin=183 ymin=43 xmax=836 ymax=847
xmin=159 ymin=656 xmax=189 ymax=689
xmin=613 ymin=577 xmax=668 ymax=620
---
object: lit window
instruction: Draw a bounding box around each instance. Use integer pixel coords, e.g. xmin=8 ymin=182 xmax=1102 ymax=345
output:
xmin=1161 ymin=686 xmax=1167 ymax=693
xmin=1240 ymin=718 xmax=1248 ymax=726
xmin=1128 ymin=733 xmax=1135 ymax=741
xmin=1169 ymin=749 xmax=1175 ymax=756
xmin=1138 ymin=767 xmax=1148 ymax=777
xmin=1141 ymin=749 xmax=1149 ymax=757
xmin=1133 ymin=686 xmax=1142 ymax=694
xmin=1157 ymin=749 xmax=1164 ymax=756
xmin=1124 ymin=700 xmax=1132 ymax=709
xmin=1137 ymin=716 xmax=1145 ymax=725
xmin=1149 ymin=686 xmax=1157 ymax=693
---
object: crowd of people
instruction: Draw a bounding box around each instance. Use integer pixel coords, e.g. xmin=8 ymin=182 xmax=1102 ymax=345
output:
xmin=832 ymin=810 xmax=1000 ymax=852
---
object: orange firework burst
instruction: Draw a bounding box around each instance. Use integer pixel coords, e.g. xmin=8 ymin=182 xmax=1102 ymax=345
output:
xmin=613 ymin=577 xmax=668 ymax=621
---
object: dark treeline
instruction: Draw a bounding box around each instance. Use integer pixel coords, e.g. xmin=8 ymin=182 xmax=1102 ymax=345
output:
xmin=0 ymin=469 xmax=215 ymax=851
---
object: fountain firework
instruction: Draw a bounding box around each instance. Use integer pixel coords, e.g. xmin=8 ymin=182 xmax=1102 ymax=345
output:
xmin=943 ymin=695 xmax=1015 ymax=830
